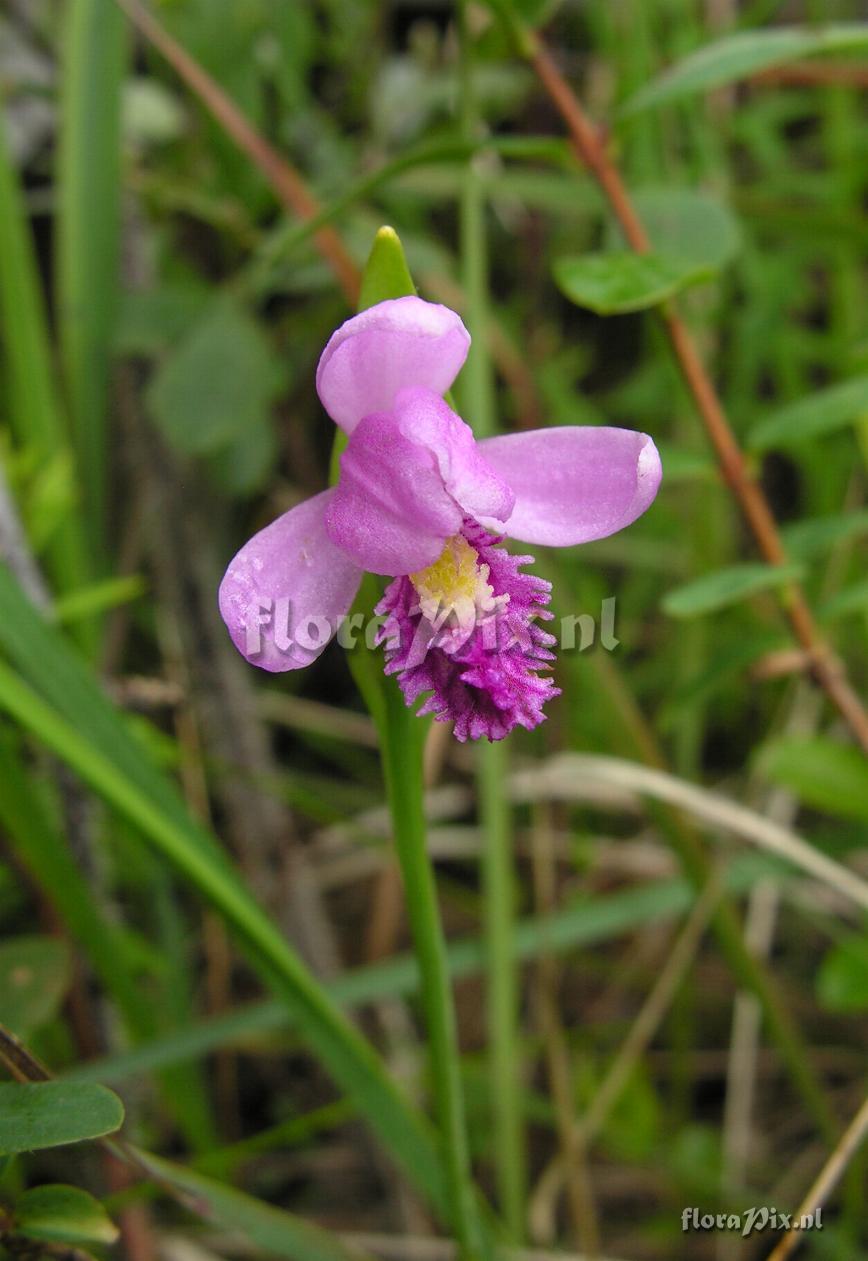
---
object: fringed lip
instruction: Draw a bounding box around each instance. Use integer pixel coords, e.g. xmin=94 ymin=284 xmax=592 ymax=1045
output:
xmin=376 ymin=519 xmax=560 ymax=743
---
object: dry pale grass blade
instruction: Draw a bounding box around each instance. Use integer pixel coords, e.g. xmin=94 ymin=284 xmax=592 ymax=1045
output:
xmin=753 ymin=61 xmax=868 ymax=88
xmin=258 ymin=692 xmax=379 ymax=749
xmin=311 ymin=750 xmax=868 ymax=909
xmin=764 ymin=1094 xmax=868 ymax=1261
xmin=524 ymin=754 xmax=868 ymax=913
xmin=312 ymin=828 xmax=669 ymax=891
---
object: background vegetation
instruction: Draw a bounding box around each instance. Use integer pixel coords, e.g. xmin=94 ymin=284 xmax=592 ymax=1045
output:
xmin=1 ymin=1 xmax=867 ymax=1259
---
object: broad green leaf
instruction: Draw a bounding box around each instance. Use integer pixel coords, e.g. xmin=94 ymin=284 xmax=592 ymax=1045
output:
xmin=14 ymin=1185 xmax=119 ymax=1246
xmin=620 ymin=25 xmax=868 ymax=118
xmin=748 ymin=375 xmax=868 ymax=452
xmin=553 ymin=251 xmax=711 ymax=315
xmin=147 ymin=297 xmax=283 ymax=456
xmin=207 ymin=411 xmax=278 ymax=497
xmin=613 ymin=188 xmax=742 ymax=273
xmin=781 ymin=510 xmax=868 ymax=561
xmin=0 ymin=936 xmax=70 ymax=1037
xmin=132 ymin=1149 xmax=373 ymax=1261
xmin=662 ymin=563 xmax=803 ymax=618
xmin=817 ymin=937 xmax=868 ymax=1013
xmin=0 ymin=1083 xmax=124 ymax=1155
xmin=115 ymin=282 xmax=210 ymax=355
xmin=758 ymin=737 xmax=868 ymax=823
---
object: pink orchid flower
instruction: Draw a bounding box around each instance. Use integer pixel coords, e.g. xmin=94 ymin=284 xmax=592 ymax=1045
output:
xmin=219 ymin=296 xmax=661 ymax=741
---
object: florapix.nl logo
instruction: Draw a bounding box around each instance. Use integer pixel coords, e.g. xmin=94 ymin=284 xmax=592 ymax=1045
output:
xmin=243 ymin=595 xmax=621 ymax=661
xmin=681 ymin=1206 xmax=823 ymax=1239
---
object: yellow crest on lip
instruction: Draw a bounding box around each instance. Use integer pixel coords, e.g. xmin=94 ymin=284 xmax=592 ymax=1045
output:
xmin=410 ymin=535 xmax=503 ymax=630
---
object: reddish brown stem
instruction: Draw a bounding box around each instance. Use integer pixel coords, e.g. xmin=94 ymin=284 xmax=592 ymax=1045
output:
xmin=754 ymin=61 xmax=868 ymax=90
xmin=112 ymin=0 xmax=360 ymax=305
xmin=529 ymin=38 xmax=868 ymax=755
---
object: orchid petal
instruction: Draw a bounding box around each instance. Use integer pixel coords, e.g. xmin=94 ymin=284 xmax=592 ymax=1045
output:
xmin=394 ymin=388 xmax=515 ymax=524
xmin=316 ymin=296 xmax=471 ymax=433
xmin=219 ymin=490 xmax=362 ymax=672
xmin=477 ymin=427 xmax=662 ymax=546
xmin=325 ymin=411 xmax=462 ymax=575
xmin=325 ymin=388 xmax=515 ymax=575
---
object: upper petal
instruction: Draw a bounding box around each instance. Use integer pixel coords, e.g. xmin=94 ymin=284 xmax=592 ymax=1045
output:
xmin=394 ymin=388 xmax=515 ymax=524
xmin=325 ymin=409 xmax=463 ymax=576
xmin=219 ymin=489 xmax=363 ymax=672
xmin=477 ymin=427 xmax=662 ymax=546
xmin=325 ymin=388 xmax=515 ymax=576
xmin=316 ymin=296 xmax=471 ymax=433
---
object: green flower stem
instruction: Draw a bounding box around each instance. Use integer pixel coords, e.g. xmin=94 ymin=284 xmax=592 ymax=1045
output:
xmin=377 ymin=687 xmax=487 ymax=1261
xmin=458 ymin=5 xmax=527 ymax=1240
xmin=338 ymin=228 xmax=489 ymax=1260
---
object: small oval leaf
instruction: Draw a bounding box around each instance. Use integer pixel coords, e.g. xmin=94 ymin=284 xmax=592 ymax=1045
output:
xmin=612 ymin=188 xmax=742 ymax=273
xmin=15 ymin=1185 xmax=119 ymax=1246
xmin=662 ymin=562 xmax=803 ymax=618
xmin=0 ymin=937 xmax=70 ymax=1037
xmin=817 ymin=937 xmax=868 ymax=1013
xmin=0 ymin=1082 xmax=124 ymax=1156
xmin=554 ymin=251 xmax=710 ymax=315
xmin=146 ymin=296 xmax=284 ymax=456
xmin=758 ymin=736 xmax=868 ymax=823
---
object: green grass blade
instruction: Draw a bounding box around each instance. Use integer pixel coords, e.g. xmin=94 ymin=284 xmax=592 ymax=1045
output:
xmin=0 ymin=731 xmax=214 ymax=1151
xmin=619 ymin=24 xmax=868 ymax=118
xmin=131 ymin=1147 xmax=375 ymax=1261
xmin=0 ymin=627 xmax=449 ymax=1218
xmin=0 ymin=107 xmax=91 ymax=621
xmin=67 ymin=854 xmax=779 ymax=1089
xmin=56 ymin=0 xmax=126 ymax=561
xmin=458 ymin=10 xmax=525 ymax=1237
xmin=0 ymin=731 xmax=151 ymax=1032
xmin=0 ymin=112 xmax=62 ymax=455
xmin=0 ymin=563 xmax=228 ymax=859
